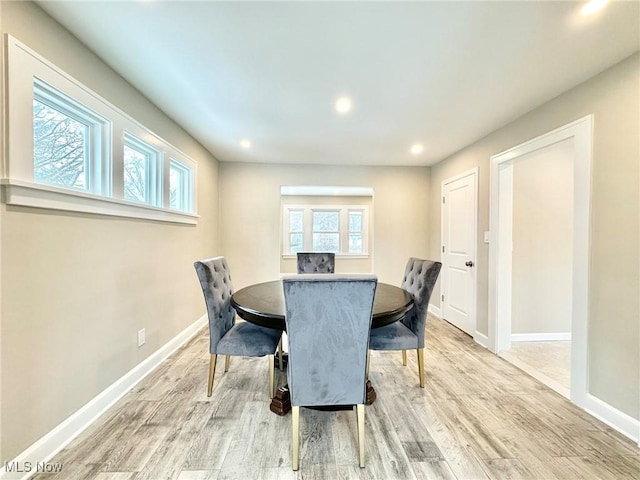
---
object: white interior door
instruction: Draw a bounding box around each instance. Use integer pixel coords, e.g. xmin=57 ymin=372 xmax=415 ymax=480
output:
xmin=441 ymin=168 xmax=478 ymax=336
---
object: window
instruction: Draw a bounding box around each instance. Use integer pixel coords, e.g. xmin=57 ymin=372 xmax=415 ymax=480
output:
xmin=283 ymin=205 xmax=369 ymax=256
xmin=4 ymin=35 xmax=198 ymax=224
xmin=348 ymin=210 xmax=364 ymax=254
xmin=288 ymin=209 xmax=304 ymax=253
xmin=123 ymin=133 xmax=160 ymax=205
xmin=312 ymin=210 xmax=340 ymax=252
xmin=33 ymin=78 xmax=110 ymax=194
xmin=33 ymin=99 xmax=89 ymax=190
xmin=169 ymin=159 xmax=193 ymax=213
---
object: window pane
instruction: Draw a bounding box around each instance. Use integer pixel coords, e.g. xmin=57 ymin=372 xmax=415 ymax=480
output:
xmin=169 ymin=164 xmax=182 ymax=210
xmin=349 ymin=211 xmax=363 ymax=232
xmin=349 ymin=234 xmax=363 ymax=254
xmin=313 ymin=233 xmax=339 ymax=253
xmin=290 ymin=233 xmax=303 ymax=253
xmin=33 ymin=99 xmax=89 ymax=190
xmin=124 ymin=145 xmax=148 ymax=202
xmin=313 ymin=211 xmax=339 ymax=232
xmin=289 ymin=211 xmax=303 ymax=232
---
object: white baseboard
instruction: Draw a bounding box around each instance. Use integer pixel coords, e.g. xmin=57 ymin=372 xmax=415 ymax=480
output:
xmin=584 ymin=394 xmax=640 ymax=445
xmin=511 ymin=332 xmax=571 ymax=342
xmin=1 ymin=315 xmax=207 ymax=480
xmin=428 ymin=304 xmax=442 ymax=318
xmin=474 ymin=331 xmax=490 ymax=348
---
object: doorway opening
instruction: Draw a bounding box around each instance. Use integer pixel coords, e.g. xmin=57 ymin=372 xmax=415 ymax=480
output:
xmin=488 ymin=116 xmax=592 ymax=407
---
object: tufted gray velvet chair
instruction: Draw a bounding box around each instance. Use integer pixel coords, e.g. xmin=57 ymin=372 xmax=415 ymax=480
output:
xmin=368 ymin=257 xmax=441 ymax=388
xmin=282 ymin=274 xmax=377 ymax=470
xmin=296 ymin=252 xmax=336 ymax=274
xmin=194 ymin=256 xmax=282 ymax=398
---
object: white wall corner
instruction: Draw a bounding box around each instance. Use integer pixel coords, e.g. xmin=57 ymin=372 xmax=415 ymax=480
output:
xmin=584 ymin=394 xmax=640 ymax=445
xmin=0 ymin=315 xmax=207 ymax=480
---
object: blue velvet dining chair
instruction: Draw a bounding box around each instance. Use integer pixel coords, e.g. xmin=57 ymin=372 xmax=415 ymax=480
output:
xmin=282 ymin=274 xmax=377 ymax=470
xmin=296 ymin=252 xmax=336 ymax=273
xmin=368 ymin=257 xmax=441 ymax=388
xmin=194 ymin=256 xmax=283 ymax=398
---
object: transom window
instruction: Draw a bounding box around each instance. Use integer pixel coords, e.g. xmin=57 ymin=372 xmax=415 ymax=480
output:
xmin=169 ymin=159 xmax=193 ymax=212
xmin=283 ymin=205 xmax=369 ymax=256
xmin=33 ymin=78 xmax=109 ymax=194
xmin=123 ymin=133 xmax=160 ymax=205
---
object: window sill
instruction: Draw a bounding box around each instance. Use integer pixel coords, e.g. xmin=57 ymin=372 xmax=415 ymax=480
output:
xmin=1 ymin=179 xmax=199 ymax=225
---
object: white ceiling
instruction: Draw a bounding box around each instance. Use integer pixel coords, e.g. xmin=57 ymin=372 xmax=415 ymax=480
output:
xmin=37 ymin=1 xmax=639 ymax=167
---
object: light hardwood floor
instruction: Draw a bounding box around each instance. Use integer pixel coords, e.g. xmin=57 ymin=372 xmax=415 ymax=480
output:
xmin=501 ymin=341 xmax=571 ymax=399
xmin=33 ymin=316 xmax=639 ymax=479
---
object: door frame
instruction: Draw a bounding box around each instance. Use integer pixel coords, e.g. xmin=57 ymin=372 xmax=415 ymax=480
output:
xmin=488 ymin=115 xmax=592 ymax=407
xmin=441 ymin=167 xmax=478 ymax=339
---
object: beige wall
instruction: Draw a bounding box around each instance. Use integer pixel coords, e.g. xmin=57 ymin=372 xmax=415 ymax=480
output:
xmin=220 ymin=163 xmax=431 ymax=288
xmin=0 ymin=2 xmax=219 ymax=461
xmin=512 ymin=139 xmax=573 ymax=334
xmin=428 ymin=53 xmax=640 ymax=419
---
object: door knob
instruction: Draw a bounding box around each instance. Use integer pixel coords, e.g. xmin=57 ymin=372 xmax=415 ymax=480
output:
xmin=465 ymin=261 xmax=474 ymax=267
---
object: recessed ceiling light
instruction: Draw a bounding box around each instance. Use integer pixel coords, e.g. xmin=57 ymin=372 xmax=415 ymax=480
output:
xmin=240 ymin=139 xmax=251 ymax=149
xmin=335 ymin=96 xmax=352 ymax=114
xmin=410 ymin=143 xmax=424 ymax=155
xmin=581 ymin=0 xmax=608 ymax=15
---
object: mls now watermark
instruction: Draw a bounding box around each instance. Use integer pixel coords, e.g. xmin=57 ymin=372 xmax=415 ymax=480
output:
xmin=3 ymin=461 xmax=63 ymax=473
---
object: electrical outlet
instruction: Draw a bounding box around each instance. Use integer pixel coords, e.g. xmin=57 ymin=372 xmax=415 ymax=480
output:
xmin=137 ymin=328 xmax=146 ymax=347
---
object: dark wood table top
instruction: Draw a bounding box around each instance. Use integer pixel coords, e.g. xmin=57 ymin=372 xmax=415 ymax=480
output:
xmin=231 ymin=280 xmax=413 ymax=331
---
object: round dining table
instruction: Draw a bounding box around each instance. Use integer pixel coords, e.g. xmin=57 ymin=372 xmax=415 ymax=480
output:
xmin=231 ymin=280 xmax=413 ymax=331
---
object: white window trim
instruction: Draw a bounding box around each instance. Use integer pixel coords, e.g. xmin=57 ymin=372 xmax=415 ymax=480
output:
xmin=2 ymin=34 xmax=199 ymax=224
xmin=33 ymin=77 xmax=112 ymax=195
xmin=123 ymin=132 xmax=162 ymax=206
xmin=282 ymin=204 xmax=370 ymax=257
xmin=169 ymin=158 xmax=194 ymax=213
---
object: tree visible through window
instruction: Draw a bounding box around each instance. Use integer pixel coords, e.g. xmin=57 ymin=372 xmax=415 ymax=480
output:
xmin=289 ymin=210 xmax=304 ymax=253
xmin=33 ymin=99 xmax=89 ymax=190
xmin=283 ymin=205 xmax=368 ymax=255
xmin=123 ymin=144 xmax=148 ymax=203
xmin=169 ymin=160 xmax=193 ymax=212
xmin=349 ymin=210 xmax=363 ymax=254
xmin=313 ymin=211 xmax=340 ymax=253
xmin=123 ymin=133 xmax=160 ymax=206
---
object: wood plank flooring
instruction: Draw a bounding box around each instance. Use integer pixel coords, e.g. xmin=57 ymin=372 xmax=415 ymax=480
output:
xmin=32 ymin=316 xmax=639 ymax=479
xmin=502 ymin=341 xmax=571 ymax=392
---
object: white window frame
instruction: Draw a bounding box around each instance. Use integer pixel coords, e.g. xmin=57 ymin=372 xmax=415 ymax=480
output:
xmin=282 ymin=204 xmax=369 ymax=257
xmin=2 ymin=35 xmax=198 ymax=224
xmin=347 ymin=209 xmax=365 ymax=254
xmin=169 ymin=158 xmax=194 ymax=213
xmin=33 ymin=78 xmax=111 ymax=195
xmin=123 ymin=132 xmax=162 ymax=206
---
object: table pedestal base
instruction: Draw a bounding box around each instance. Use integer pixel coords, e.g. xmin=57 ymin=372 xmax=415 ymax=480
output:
xmin=269 ymin=380 xmax=376 ymax=415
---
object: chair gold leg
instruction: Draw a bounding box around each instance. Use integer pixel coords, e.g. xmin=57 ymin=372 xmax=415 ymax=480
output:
xmin=356 ymin=404 xmax=365 ymax=467
xmin=224 ymin=355 xmax=230 ymax=372
xmin=268 ymin=355 xmax=275 ymax=398
xmin=207 ymin=354 xmax=217 ymax=397
xmin=366 ymin=350 xmax=370 ymax=379
xmin=292 ymin=406 xmax=300 ymax=471
xmin=417 ymin=348 xmax=425 ymax=388
xmin=402 ymin=350 xmax=407 ymax=366
xmin=278 ymin=338 xmax=283 ymax=371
